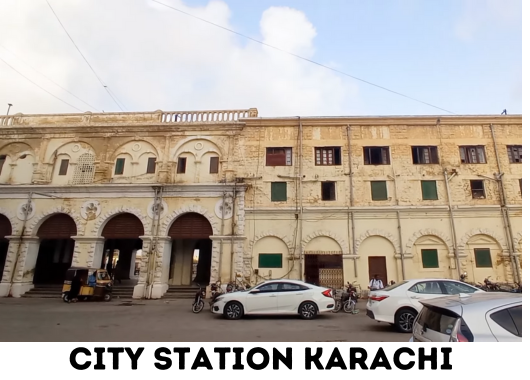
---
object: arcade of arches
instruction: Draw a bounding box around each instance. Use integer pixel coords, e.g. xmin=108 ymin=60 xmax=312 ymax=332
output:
xmin=0 ymin=214 xmax=11 ymax=281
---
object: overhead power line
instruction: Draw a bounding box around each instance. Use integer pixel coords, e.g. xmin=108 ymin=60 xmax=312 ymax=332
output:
xmin=152 ymin=0 xmax=456 ymax=115
xmin=45 ymin=0 xmax=126 ymax=111
xmin=0 ymin=45 xmax=100 ymax=112
xmin=0 ymin=55 xmax=83 ymax=112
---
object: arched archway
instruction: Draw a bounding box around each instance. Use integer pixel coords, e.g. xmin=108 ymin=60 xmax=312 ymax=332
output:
xmin=252 ymin=236 xmax=290 ymax=281
xmin=0 ymin=214 xmax=12 ymax=281
xmin=101 ymin=213 xmax=145 ymax=284
xmin=34 ymin=213 xmax=77 ymax=284
xmin=359 ymin=235 xmax=398 ymax=288
xmin=167 ymin=213 xmax=213 ymax=286
xmin=411 ymin=235 xmax=451 ymax=280
xmin=303 ymin=235 xmax=343 ymax=289
xmin=465 ymin=234 xmax=506 ymax=282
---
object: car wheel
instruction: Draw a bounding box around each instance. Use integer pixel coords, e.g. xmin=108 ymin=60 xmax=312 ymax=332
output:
xmin=394 ymin=308 xmax=417 ymax=333
xmin=299 ymin=301 xmax=318 ymax=320
xmin=224 ymin=302 xmax=243 ymax=320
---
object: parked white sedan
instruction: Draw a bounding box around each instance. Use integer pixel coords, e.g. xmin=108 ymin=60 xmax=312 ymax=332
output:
xmin=211 ymin=279 xmax=336 ymax=320
xmin=366 ymin=278 xmax=484 ymax=333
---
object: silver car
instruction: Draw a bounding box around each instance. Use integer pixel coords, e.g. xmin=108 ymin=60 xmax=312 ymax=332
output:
xmin=410 ymin=292 xmax=522 ymax=342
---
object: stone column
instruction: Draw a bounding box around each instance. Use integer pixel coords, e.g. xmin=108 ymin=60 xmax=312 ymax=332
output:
xmin=0 ymin=236 xmax=21 ymax=297
xmin=149 ymin=237 xmax=172 ymax=299
xmin=9 ymin=237 xmax=40 ymax=297
xmin=132 ymin=236 xmax=154 ymax=299
xmin=84 ymin=237 xmax=106 ymax=268
xmin=209 ymin=237 xmax=222 ymax=285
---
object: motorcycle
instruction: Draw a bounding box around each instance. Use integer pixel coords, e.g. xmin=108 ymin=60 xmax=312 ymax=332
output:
xmin=332 ymin=282 xmax=359 ymax=313
xmin=209 ymin=282 xmax=223 ymax=311
xmin=192 ymin=284 xmax=206 ymax=313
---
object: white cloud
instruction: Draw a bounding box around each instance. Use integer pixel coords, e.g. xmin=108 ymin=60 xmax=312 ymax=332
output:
xmin=454 ymin=0 xmax=521 ymax=42
xmin=0 ymin=0 xmax=358 ymax=116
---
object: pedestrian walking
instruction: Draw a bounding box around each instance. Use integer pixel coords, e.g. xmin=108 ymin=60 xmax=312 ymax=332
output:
xmin=368 ymin=274 xmax=384 ymax=291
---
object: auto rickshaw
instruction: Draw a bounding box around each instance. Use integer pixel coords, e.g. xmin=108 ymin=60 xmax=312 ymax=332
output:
xmin=62 ymin=267 xmax=113 ymax=302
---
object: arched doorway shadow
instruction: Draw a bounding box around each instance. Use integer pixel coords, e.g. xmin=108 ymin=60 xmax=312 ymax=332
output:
xmin=101 ymin=213 xmax=144 ymax=285
xmin=0 ymin=214 xmax=12 ymax=281
xmin=34 ymin=214 xmax=77 ymax=284
xmin=168 ymin=213 xmax=213 ymax=286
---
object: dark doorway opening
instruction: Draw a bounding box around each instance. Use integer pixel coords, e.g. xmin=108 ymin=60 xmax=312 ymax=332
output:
xmin=0 ymin=214 xmax=12 ymax=282
xmin=168 ymin=213 xmax=213 ymax=286
xmin=304 ymin=254 xmax=343 ymax=289
xmin=33 ymin=213 xmax=77 ymax=284
xmin=101 ymin=213 xmax=145 ymax=284
xmin=368 ymin=256 xmax=388 ymax=287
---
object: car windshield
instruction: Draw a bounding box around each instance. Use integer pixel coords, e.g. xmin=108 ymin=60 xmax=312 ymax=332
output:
xmin=383 ymin=280 xmax=408 ymax=291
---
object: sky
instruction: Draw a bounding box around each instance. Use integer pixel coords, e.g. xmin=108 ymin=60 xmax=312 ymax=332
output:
xmin=0 ymin=0 xmax=522 ymax=117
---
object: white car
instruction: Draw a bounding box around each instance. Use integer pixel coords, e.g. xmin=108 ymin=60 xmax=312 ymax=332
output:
xmin=366 ymin=278 xmax=484 ymax=333
xmin=211 ymin=279 xmax=336 ymax=320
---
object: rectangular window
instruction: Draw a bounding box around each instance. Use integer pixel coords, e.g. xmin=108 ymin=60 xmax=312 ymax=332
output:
xmin=0 ymin=155 xmax=6 ymax=175
xmin=470 ymin=180 xmax=486 ymax=199
xmin=371 ymin=181 xmax=388 ymax=201
xmin=209 ymin=157 xmax=219 ymax=174
xmin=315 ymin=147 xmax=342 ymax=165
xmin=421 ymin=249 xmax=439 ymax=268
xmin=266 ymin=147 xmax=292 ymax=166
xmin=114 ymin=158 xmax=125 ymax=175
xmin=271 ymin=182 xmax=287 ymax=202
xmin=507 ymin=145 xmax=522 ymax=163
xmin=258 ymin=253 xmax=283 ymax=268
xmin=459 ymin=146 xmax=486 ymax=164
xmin=146 ymin=157 xmax=156 ymax=174
xmin=421 ymin=180 xmax=438 ymax=200
xmin=177 ymin=157 xmax=187 ymax=174
xmin=364 ymin=147 xmax=390 ymax=165
xmin=474 ymin=248 xmax=493 ymax=268
xmin=412 ymin=146 xmax=439 ymax=164
xmin=58 ymin=159 xmax=69 ymax=176
xmin=321 ymin=181 xmax=336 ymax=201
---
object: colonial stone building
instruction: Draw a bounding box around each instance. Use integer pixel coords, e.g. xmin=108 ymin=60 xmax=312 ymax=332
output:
xmin=0 ymin=109 xmax=522 ymax=298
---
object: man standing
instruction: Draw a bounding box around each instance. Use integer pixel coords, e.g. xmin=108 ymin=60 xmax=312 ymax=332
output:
xmin=369 ymin=274 xmax=384 ymax=291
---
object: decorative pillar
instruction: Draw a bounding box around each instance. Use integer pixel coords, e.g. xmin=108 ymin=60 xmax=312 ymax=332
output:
xmin=132 ymin=236 xmax=154 ymax=299
xmin=76 ymin=236 xmax=105 ymax=268
xmin=0 ymin=236 xmax=21 ymax=296
xmin=149 ymin=237 xmax=172 ymax=299
xmin=209 ymin=237 xmax=222 ymax=285
xmin=9 ymin=237 xmax=40 ymax=297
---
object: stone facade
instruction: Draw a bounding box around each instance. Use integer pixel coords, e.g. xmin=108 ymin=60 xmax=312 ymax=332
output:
xmin=0 ymin=110 xmax=522 ymax=298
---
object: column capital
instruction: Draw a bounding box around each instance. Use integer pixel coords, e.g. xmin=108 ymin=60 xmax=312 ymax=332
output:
xmin=5 ymin=236 xmax=40 ymax=242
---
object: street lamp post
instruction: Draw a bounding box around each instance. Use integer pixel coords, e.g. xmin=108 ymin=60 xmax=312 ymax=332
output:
xmin=6 ymin=103 xmax=12 ymax=115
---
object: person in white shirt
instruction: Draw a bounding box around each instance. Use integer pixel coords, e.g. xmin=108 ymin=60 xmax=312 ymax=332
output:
xmin=369 ymin=274 xmax=384 ymax=290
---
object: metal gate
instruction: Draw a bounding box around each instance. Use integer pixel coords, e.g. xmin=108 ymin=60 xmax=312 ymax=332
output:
xmin=304 ymin=252 xmax=343 ymax=289
xmin=168 ymin=212 xmax=213 ymax=239
xmin=102 ymin=213 xmax=145 ymax=239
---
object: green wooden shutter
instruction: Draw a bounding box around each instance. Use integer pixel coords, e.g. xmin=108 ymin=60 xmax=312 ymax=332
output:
xmin=258 ymin=253 xmax=283 ymax=268
xmin=371 ymin=181 xmax=388 ymax=201
xmin=421 ymin=180 xmax=438 ymax=200
xmin=115 ymin=158 xmax=125 ymax=175
xmin=474 ymin=249 xmax=493 ymax=268
xmin=421 ymin=249 xmax=439 ymax=268
xmin=271 ymin=182 xmax=287 ymax=202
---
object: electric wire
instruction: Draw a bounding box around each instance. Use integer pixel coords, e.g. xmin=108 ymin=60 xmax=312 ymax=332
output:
xmin=152 ymin=0 xmax=456 ymax=115
xmin=45 ymin=0 xmax=126 ymax=111
xmin=0 ymin=44 xmax=100 ymax=112
xmin=0 ymin=55 xmax=83 ymax=112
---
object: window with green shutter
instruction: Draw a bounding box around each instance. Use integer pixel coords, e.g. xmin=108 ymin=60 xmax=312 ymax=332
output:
xmin=258 ymin=253 xmax=283 ymax=268
xmin=371 ymin=181 xmax=388 ymax=201
xmin=421 ymin=180 xmax=438 ymax=200
xmin=271 ymin=182 xmax=287 ymax=202
xmin=114 ymin=158 xmax=125 ymax=175
xmin=421 ymin=249 xmax=439 ymax=268
xmin=474 ymin=248 xmax=493 ymax=268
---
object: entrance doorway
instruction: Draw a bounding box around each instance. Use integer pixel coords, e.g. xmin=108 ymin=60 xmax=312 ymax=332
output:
xmin=0 ymin=214 xmax=12 ymax=281
xmin=168 ymin=213 xmax=213 ymax=286
xmin=33 ymin=214 xmax=76 ymax=284
xmin=101 ymin=213 xmax=144 ymax=283
xmin=304 ymin=254 xmax=344 ymax=289
xmin=368 ymin=256 xmax=388 ymax=287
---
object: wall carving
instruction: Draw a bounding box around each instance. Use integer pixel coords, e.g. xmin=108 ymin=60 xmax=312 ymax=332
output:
xmin=404 ymin=229 xmax=453 ymax=255
xmin=513 ymin=231 xmax=522 ymax=251
xmin=26 ymin=206 xmax=82 ymax=236
xmin=80 ymin=200 xmax=102 ymax=221
xmin=457 ymin=228 xmax=505 ymax=250
xmin=214 ymin=196 xmax=234 ymax=219
xmin=16 ymin=201 xmax=35 ymax=221
xmin=91 ymin=206 xmax=150 ymax=236
xmin=147 ymin=200 xmax=169 ymax=219
xmin=172 ymin=136 xmax=224 ymax=161
xmin=355 ymin=229 xmax=400 ymax=254
xmin=0 ymin=207 xmax=18 ymax=235
xmin=161 ymin=204 xmax=219 ymax=236
xmin=302 ymin=230 xmax=348 ymax=254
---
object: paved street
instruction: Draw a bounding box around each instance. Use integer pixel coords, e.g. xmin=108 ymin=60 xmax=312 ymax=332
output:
xmin=0 ymin=298 xmax=408 ymax=342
